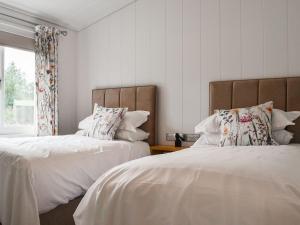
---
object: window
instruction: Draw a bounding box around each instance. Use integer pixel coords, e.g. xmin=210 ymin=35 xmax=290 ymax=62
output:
xmin=0 ymin=46 xmax=36 ymax=136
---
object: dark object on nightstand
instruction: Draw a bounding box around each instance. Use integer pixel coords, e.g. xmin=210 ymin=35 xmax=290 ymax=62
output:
xmin=175 ymin=133 xmax=184 ymax=147
xmin=150 ymin=145 xmax=186 ymax=155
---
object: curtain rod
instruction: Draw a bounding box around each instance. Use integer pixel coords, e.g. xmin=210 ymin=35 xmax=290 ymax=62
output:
xmin=0 ymin=12 xmax=68 ymax=36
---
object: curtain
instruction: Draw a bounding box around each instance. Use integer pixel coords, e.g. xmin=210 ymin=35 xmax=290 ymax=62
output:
xmin=34 ymin=25 xmax=59 ymax=136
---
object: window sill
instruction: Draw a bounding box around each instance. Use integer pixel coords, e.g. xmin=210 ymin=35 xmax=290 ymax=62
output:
xmin=0 ymin=133 xmax=36 ymax=138
xmin=0 ymin=126 xmax=36 ymax=138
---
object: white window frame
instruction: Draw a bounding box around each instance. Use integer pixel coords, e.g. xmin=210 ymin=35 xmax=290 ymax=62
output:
xmin=0 ymin=45 xmax=36 ymax=137
xmin=0 ymin=47 xmax=4 ymax=131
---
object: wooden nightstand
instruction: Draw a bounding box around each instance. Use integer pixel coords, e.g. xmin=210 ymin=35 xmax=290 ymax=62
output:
xmin=150 ymin=145 xmax=186 ymax=155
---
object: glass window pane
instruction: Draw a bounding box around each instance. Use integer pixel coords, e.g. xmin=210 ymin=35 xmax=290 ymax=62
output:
xmin=3 ymin=47 xmax=35 ymax=132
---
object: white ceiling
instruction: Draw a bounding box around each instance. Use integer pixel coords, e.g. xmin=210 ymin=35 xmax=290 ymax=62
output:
xmin=0 ymin=0 xmax=134 ymax=31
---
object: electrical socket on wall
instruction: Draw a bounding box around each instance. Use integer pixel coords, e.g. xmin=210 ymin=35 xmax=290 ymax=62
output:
xmin=166 ymin=133 xmax=200 ymax=142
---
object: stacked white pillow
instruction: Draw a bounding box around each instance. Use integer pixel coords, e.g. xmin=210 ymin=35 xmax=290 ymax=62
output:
xmin=119 ymin=111 xmax=150 ymax=132
xmin=272 ymin=109 xmax=300 ymax=130
xmin=193 ymin=114 xmax=220 ymax=146
xmin=116 ymin=111 xmax=150 ymax=141
xmin=77 ymin=106 xmax=150 ymax=142
xmin=78 ymin=115 xmax=93 ymax=130
xmin=193 ymin=108 xmax=300 ymax=146
xmin=115 ymin=129 xmax=149 ymax=142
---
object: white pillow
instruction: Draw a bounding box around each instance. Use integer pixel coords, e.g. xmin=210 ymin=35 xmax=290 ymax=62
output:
xmin=272 ymin=130 xmax=294 ymax=145
xmin=78 ymin=110 xmax=150 ymax=132
xmin=115 ymin=128 xmax=149 ymax=142
xmin=193 ymin=129 xmax=294 ymax=146
xmin=194 ymin=109 xmax=300 ymax=134
xmin=192 ymin=133 xmax=221 ymax=147
xmin=282 ymin=110 xmax=300 ymax=122
xmin=78 ymin=115 xmax=93 ymax=130
xmin=194 ymin=114 xmax=219 ymax=134
xmin=119 ymin=111 xmax=150 ymax=132
xmin=193 ymin=109 xmax=300 ymax=146
xmin=272 ymin=109 xmax=300 ymax=131
xmin=75 ymin=130 xmax=88 ymax=136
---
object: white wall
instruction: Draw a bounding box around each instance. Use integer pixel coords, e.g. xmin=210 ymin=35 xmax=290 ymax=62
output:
xmin=58 ymin=29 xmax=78 ymax=134
xmin=77 ymin=0 xmax=300 ymax=144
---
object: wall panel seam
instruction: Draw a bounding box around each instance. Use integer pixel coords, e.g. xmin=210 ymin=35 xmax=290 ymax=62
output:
xmin=219 ymin=0 xmax=222 ymax=80
xmin=286 ymin=0 xmax=289 ymax=75
xmin=240 ymin=0 xmax=243 ymax=78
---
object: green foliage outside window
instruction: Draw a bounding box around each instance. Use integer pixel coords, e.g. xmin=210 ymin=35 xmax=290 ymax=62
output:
xmin=4 ymin=62 xmax=34 ymax=124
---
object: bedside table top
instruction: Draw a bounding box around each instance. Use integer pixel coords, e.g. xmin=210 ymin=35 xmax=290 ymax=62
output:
xmin=150 ymin=145 xmax=186 ymax=152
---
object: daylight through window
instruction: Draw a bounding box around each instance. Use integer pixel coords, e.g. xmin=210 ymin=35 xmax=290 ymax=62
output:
xmin=0 ymin=46 xmax=36 ymax=136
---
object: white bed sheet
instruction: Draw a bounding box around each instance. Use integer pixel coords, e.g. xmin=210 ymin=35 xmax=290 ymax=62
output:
xmin=74 ymin=144 xmax=300 ymax=225
xmin=0 ymin=135 xmax=149 ymax=225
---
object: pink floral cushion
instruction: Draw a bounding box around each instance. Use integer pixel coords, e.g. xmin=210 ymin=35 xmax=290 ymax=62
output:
xmin=216 ymin=102 xmax=277 ymax=147
xmin=87 ymin=105 xmax=127 ymax=140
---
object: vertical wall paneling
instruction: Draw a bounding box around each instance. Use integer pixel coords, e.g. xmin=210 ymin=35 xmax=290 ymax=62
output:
xmin=200 ymin=0 xmax=221 ymax=119
xmin=263 ymin=0 xmax=288 ymax=76
xmin=135 ymin=0 xmax=151 ymax=85
xmin=149 ymin=0 xmax=166 ymax=143
xmin=288 ymin=0 xmax=300 ymax=74
xmin=165 ymin=0 xmax=183 ymax=134
xmin=182 ymin=0 xmax=201 ymax=132
xmin=108 ymin=13 xmax=122 ymax=86
xmin=94 ymin=19 xmax=110 ymax=89
xmin=120 ymin=5 xmax=136 ymax=86
xmin=241 ymin=0 xmax=264 ymax=77
xmin=149 ymin=0 xmax=166 ymax=86
xmin=77 ymin=30 xmax=91 ymax=120
xmin=85 ymin=28 xmax=95 ymax=88
xmin=77 ymin=0 xmax=300 ymax=144
xmin=220 ymin=0 xmax=242 ymax=79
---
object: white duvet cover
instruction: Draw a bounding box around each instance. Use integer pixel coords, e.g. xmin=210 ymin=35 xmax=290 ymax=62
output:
xmin=0 ymin=135 xmax=149 ymax=225
xmin=74 ymin=144 xmax=300 ymax=225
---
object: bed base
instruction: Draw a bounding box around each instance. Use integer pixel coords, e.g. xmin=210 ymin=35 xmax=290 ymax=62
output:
xmin=39 ymin=196 xmax=83 ymax=225
xmin=0 ymin=196 xmax=83 ymax=225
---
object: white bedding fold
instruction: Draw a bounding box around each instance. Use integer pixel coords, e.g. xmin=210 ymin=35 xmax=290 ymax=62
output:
xmin=0 ymin=135 xmax=149 ymax=225
xmin=0 ymin=150 xmax=39 ymax=225
xmin=74 ymin=145 xmax=300 ymax=225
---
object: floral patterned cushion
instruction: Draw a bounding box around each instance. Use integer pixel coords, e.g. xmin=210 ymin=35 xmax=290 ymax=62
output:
xmin=87 ymin=105 xmax=127 ymax=140
xmin=216 ymin=102 xmax=277 ymax=147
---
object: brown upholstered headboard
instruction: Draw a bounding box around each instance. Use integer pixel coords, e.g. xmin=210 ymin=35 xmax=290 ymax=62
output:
xmin=209 ymin=77 xmax=300 ymax=143
xmin=92 ymin=86 xmax=156 ymax=145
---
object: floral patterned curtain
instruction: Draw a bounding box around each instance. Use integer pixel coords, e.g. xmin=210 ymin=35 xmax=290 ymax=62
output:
xmin=35 ymin=25 xmax=60 ymax=136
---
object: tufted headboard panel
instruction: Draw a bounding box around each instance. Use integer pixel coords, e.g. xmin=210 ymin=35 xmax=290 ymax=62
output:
xmin=92 ymin=86 xmax=157 ymax=145
xmin=209 ymin=77 xmax=300 ymax=143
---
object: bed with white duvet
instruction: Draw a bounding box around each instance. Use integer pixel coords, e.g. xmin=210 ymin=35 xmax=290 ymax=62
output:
xmin=74 ymin=144 xmax=300 ymax=225
xmin=0 ymin=85 xmax=156 ymax=225
xmin=74 ymin=101 xmax=300 ymax=225
xmin=0 ymin=135 xmax=149 ymax=225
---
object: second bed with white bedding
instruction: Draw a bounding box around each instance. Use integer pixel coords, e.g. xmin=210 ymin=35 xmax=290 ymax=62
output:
xmin=74 ymin=144 xmax=300 ymax=225
xmin=0 ymin=135 xmax=149 ymax=225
